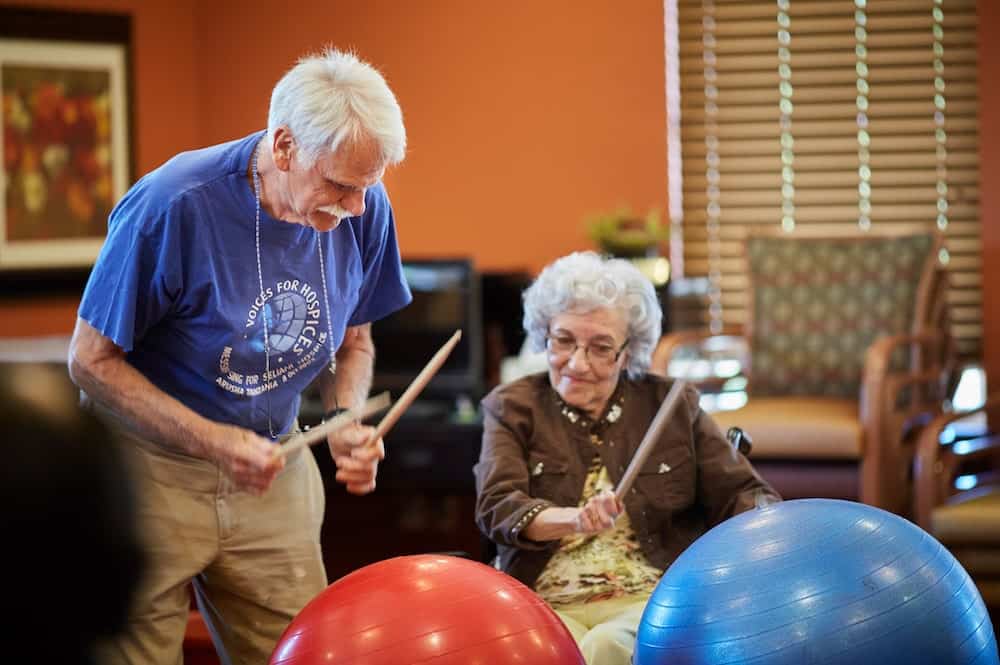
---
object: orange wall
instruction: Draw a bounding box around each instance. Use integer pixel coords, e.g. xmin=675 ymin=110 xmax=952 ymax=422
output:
xmin=1 ymin=0 xmax=201 ymax=336
xmin=2 ymin=0 xmax=667 ymax=336
xmin=193 ymin=0 xmax=668 ymax=274
xmin=3 ymin=0 xmax=202 ymax=174
xmin=978 ymin=1 xmax=1000 ymax=392
xmin=3 ymin=0 xmax=998 ymax=388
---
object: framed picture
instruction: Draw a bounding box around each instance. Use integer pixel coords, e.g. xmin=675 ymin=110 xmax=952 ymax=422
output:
xmin=0 ymin=8 xmax=132 ymax=274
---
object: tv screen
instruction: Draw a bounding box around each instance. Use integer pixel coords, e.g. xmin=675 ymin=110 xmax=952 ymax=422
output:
xmin=371 ymin=259 xmax=483 ymax=403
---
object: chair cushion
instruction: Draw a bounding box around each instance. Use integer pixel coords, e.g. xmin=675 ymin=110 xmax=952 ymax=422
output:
xmin=932 ymin=487 xmax=1000 ymax=546
xmin=712 ymin=397 xmax=862 ymax=459
xmin=746 ymin=234 xmax=933 ymax=398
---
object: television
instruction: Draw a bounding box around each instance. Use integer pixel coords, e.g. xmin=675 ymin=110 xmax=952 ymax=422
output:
xmin=371 ymin=259 xmax=483 ymax=407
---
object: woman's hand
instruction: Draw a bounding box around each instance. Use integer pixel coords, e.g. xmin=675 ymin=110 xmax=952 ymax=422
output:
xmin=573 ymin=489 xmax=624 ymax=534
xmin=522 ymin=490 xmax=624 ymax=541
xmin=328 ymin=422 xmax=385 ymax=495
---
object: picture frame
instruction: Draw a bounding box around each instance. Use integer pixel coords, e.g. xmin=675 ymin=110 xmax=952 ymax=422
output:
xmin=0 ymin=7 xmax=132 ymax=277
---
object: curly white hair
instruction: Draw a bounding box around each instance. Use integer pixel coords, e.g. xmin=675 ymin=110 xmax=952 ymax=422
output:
xmin=522 ymin=251 xmax=662 ymax=378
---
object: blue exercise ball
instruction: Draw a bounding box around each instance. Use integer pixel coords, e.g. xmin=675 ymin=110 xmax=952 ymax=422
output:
xmin=635 ymin=498 xmax=998 ymax=665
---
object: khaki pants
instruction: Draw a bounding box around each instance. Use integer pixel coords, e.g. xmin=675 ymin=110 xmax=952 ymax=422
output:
xmin=97 ymin=430 xmax=328 ymax=665
xmin=552 ymin=593 xmax=651 ymax=665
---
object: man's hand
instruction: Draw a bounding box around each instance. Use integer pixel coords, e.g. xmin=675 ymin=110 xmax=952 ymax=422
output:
xmin=210 ymin=424 xmax=285 ymax=495
xmin=328 ymin=422 xmax=385 ymax=495
xmin=573 ymin=489 xmax=623 ymax=534
xmin=69 ymin=317 xmax=284 ymax=496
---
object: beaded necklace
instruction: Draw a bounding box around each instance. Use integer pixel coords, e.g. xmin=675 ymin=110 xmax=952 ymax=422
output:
xmin=252 ymin=139 xmax=337 ymax=437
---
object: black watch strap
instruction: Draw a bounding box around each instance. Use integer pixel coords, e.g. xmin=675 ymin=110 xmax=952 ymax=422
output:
xmin=323 ymin=407 xmax=350 ymax=421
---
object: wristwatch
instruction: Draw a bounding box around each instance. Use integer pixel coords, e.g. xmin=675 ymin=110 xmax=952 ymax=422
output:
xmin=323 ymin=407 xmax=350 ymax=421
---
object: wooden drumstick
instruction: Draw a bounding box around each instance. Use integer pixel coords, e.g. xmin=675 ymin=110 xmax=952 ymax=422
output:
xmin=614 ymin=380 xmax=687 ymax=501
xmin=272 ymin=392 xmax=391 ymax=460
xmin=364 ymin=329 xmax=463 ymax=446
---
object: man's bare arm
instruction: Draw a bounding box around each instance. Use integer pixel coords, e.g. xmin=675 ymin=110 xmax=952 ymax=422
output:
xmin=68 ymin=317 xmax=281 ymax=492
xmin=318 ymin=322 xmax=382 ymax=495
xmin=317 ymin=322 xmax=375 ymax=412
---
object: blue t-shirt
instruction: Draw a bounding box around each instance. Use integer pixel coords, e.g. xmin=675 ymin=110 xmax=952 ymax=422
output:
xmin=79 ymin=132 xmax=412 ymax=438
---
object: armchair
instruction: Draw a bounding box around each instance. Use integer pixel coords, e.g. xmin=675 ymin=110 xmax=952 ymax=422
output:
xmin=652 ymin=230 xmax=955 ymax=513
xmin=913 ymin=397 xmax=1000 ymax=615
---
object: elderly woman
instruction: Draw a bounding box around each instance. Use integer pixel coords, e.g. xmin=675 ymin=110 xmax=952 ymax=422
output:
xmin=474 ymin=252 xmax=779 ymax=664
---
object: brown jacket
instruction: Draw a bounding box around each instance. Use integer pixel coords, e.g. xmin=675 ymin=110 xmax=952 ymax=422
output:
xmin=474 ymin=373 xmax=780 ymax=589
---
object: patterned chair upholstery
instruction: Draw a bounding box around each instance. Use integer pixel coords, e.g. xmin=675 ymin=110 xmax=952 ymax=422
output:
xmin=913 ymin=397 xmax=1000 ymax=617
xmin=652 ymin=230 xmax=954 ymax=512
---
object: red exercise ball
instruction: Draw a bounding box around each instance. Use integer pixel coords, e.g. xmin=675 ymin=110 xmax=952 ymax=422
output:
xmin=270 ymin=554 xmax=584 ymax=665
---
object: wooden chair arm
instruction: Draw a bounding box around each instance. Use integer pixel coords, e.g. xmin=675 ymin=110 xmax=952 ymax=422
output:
xmin=913 ymin=394 xmax=1000 ymax=530
xmin=863 ymin=331 xmax=945 ymax=380
xmin=861 ymin=330 xmax=947 ymax=424
xmin=860 ymin=331 xmax=950 ymax=511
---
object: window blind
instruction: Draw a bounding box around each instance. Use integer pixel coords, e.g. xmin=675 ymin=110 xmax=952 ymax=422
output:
xmin=669 ymin=0 xmax=981 ymax=358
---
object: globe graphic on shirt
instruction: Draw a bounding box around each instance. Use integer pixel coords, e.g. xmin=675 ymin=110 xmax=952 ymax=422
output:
xmin=263 ymin=291 xmax=308 ymax=354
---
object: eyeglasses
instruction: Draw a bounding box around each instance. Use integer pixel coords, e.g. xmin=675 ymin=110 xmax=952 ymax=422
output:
xmin=545 ymin=333 xmax=628 ymax=366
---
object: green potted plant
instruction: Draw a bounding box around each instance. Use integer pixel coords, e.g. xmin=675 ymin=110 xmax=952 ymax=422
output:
xmin=586 ymin=207 xmax=668 ymax=258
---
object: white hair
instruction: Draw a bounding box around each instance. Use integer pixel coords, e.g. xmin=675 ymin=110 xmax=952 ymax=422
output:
xmin=267 ymin=48 xmax=406 ymax=168
xmin=522 ymin=251 xmax=663 ymax=378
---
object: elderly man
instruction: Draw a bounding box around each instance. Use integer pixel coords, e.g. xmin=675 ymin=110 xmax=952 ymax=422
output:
xmin=69 ymin=48 xmax=410 ymax=664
